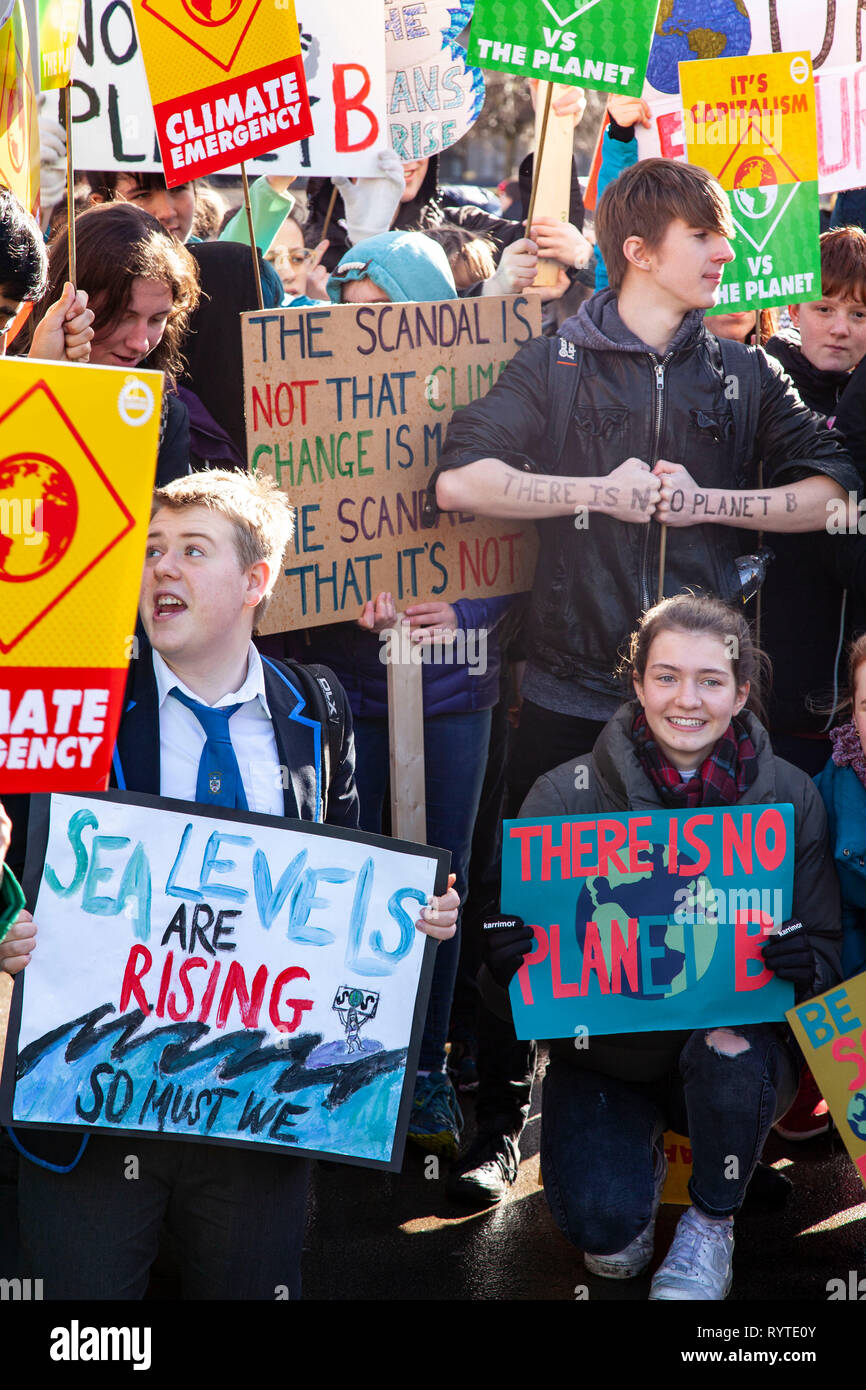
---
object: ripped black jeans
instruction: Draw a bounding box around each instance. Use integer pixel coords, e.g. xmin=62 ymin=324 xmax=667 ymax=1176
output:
xmin=540 ymin=1024 xmax=800 ymax=1255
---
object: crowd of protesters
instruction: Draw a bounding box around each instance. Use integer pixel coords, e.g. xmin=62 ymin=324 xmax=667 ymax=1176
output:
xmin=2 ymin=75 xmax=866 ymax=1302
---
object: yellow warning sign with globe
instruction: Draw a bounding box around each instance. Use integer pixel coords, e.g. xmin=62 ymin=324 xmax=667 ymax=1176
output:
xmin=679 ymin=50 xmax=822 ymax=314
xmin=679 ymin=51 xmax=818 ymax=189
xmin=0 ymin=359 xmax=162 ymax=794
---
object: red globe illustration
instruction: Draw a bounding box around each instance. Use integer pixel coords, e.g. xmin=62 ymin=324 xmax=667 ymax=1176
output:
xmin=0 ymin=453 xmax=78 ymax=582
xmin=181 ymin=0 xmax=244 ymax=26
xmin=733 ymin=156 xmax=777 ymax=189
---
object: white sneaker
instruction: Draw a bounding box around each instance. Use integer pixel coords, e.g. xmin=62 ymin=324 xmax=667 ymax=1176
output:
xmin=649 ymin=1206 xmax=734 ymax=1301
xmin=584 ymin=1145 xmax=668 ymax=1279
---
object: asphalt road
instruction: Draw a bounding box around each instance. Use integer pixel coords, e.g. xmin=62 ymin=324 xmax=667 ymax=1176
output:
xmin=302 ymin=1065 xmax=866 ymax=1304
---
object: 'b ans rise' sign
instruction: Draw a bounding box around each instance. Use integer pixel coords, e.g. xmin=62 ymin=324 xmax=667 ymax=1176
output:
xmin=242 ymin=296 xmax=540 ymax=632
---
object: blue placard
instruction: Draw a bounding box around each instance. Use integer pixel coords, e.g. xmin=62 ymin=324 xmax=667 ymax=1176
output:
xmin=502 ymin=805 xmax=795 ymax=1041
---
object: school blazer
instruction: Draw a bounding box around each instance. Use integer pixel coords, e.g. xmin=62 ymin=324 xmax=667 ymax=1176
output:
xmin=112 ymin=640 xmax=359 ymax=829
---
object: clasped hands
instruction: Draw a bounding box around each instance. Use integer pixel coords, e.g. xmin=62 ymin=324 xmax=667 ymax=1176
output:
xmin=603 ymin=457 xmax=705 ymax=527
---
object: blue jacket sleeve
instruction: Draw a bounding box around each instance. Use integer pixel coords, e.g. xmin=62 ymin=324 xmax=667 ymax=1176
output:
xmin=594 ymin=132 xmax=638 ymax=291
xmin=451 ymin=594 xmax=517 ymax=633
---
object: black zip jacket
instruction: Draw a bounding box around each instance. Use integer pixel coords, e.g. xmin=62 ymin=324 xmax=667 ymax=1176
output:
xmin=426 ymin=292 xmax=860 ymax=706
xmin=760 ymin=331 xmax=866 ymax=738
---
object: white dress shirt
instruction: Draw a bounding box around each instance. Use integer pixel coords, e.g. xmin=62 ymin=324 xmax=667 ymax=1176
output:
xmin=153 ymin=644 xmax=284 ymax=815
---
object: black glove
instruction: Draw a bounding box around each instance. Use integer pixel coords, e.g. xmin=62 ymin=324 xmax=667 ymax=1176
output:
xmin=482 ymin=914 xmax=535 ymax=989
xmin=760 ymin=919 xmax=816 ymax=988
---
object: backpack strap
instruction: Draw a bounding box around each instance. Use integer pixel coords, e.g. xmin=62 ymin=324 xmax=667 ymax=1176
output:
xmin=547 ymin=335 xmax=586 ymax=466
xmin=267 ymin=659 xmax=345 ymax=821
xmin=716 ymin=334 xmax=762 ymax=486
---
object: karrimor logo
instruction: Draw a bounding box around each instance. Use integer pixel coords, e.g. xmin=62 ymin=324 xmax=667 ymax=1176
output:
xmin=49 ymin=1320 xmax=152 ymax=1371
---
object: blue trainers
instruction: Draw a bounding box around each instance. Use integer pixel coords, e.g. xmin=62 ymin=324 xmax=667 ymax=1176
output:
xmin=407 ymin=1072 xmax=463 ymax=1158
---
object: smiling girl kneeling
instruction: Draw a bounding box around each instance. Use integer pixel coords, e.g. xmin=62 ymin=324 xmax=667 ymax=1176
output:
xmin=499 ymin=594 xmax=841 ymax=1300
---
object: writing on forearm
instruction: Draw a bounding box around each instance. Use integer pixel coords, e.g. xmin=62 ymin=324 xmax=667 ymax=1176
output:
xmin=502 ymin=473 xmax=582 ymax=506
xmin=682 ymin=492 xmax=777 ymax=518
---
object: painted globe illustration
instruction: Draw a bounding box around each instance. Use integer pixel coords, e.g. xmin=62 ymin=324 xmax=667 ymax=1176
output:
xmin=733 ymin=156 xmax=777 ymax=190
xmin=647 ymin=0 xmax=751 ymax=94
xmin=0 ymin=453 xmax=78 ymax=581
xmin=847 ymin=1089 xmax=866 ymax=1141
xmin=733 ymin=183 xmax=778 ymax=220
xmin=182 ymin=0 xmax=243 ymax=25
xmin=574 ymin=845 xmax=719 ymax=1001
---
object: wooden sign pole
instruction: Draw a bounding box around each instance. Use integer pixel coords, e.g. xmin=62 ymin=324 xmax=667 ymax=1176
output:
xmin=525 ymin=81 xmax=553 ymax=233
xmin=0 ymin=972 xmax=12 ymax=1083
xmin=64 ymin=83 xmax=76 ymax=283
xmin=241 ymin=163 xmax=265 ymax=312
xmin=386 ymin=620 xmax=427 ymax=842
xmin=530 ymin=81 xmax=575 ymax=289
xmin=321 ymin=185 xmax=339 ymax=242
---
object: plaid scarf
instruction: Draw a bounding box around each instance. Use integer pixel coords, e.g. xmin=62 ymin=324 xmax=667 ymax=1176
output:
xmin=829 ymin=720 xmax=866 ymax=791
xmin=631 ymin=709 xmax=759 ymax=808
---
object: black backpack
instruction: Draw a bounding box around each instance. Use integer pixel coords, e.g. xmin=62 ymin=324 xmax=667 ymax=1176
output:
xmin=260 ymin=657 xmax=346 ymax=821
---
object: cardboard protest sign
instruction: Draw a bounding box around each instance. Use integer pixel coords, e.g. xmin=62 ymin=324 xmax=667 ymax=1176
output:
xmin=36 ymin=0 xmax=83 ymax=88
xmin=1 ymin=790 xmax=447 ymax=1168
xmin=242 ymin=296 xmax=540 ymax=632
xmin=0 ymin=0 xmax=39 ymax=216
xmin=467 ymin=0 xmax=659 ymax=96
xmin=49 ymin=0 xmax=386 ymax=176
xmin=129 ymin=0 xmax=313 ymax=184
xmin=503 ymin=806 xmax=795 ymax=1041
xmin=0 ymin=359 xmax=161 ymax=793
xmin=787 ymin=971 xmax=866 ymax=1191
xmin=643 ymin=0 xmax=858 ymax=103
xmin=385 ymin=0 xmax=484 ymax=160
xmin=679 ymin=51 xmax=820 ymax=314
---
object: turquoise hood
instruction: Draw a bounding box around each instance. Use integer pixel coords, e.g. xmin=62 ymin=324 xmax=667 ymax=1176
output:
xmin=327 ymin=230 xmax=457 ymax=304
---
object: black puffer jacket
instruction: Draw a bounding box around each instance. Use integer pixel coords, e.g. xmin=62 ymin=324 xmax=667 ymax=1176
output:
xmin=428 ymin=292 xmax=859 ymax=705
xmin=506 ymin=704 xmax=843 ymax=1082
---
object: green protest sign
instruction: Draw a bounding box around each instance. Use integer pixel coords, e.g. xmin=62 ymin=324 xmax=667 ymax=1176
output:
xmin=709 ymin=180 xmax=821 ymax=316
xmin=467 ymin=0 xmax=659 ymax=96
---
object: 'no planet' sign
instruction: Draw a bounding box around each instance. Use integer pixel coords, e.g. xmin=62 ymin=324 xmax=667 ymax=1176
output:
xmin=503 ymin=806 xmax=795 ymax=1041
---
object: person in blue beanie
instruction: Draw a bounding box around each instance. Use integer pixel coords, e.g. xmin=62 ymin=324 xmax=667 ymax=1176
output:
xmin=327 ymin=229 xmax=458 ymax=306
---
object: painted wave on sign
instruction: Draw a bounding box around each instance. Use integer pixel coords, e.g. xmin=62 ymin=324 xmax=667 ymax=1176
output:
xmin=13 ymin=1004 xmax=407 ymax=1162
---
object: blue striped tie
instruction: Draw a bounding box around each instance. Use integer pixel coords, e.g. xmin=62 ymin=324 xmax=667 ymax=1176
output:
xmin=169 ymin=688 xmax=249 ymax=810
